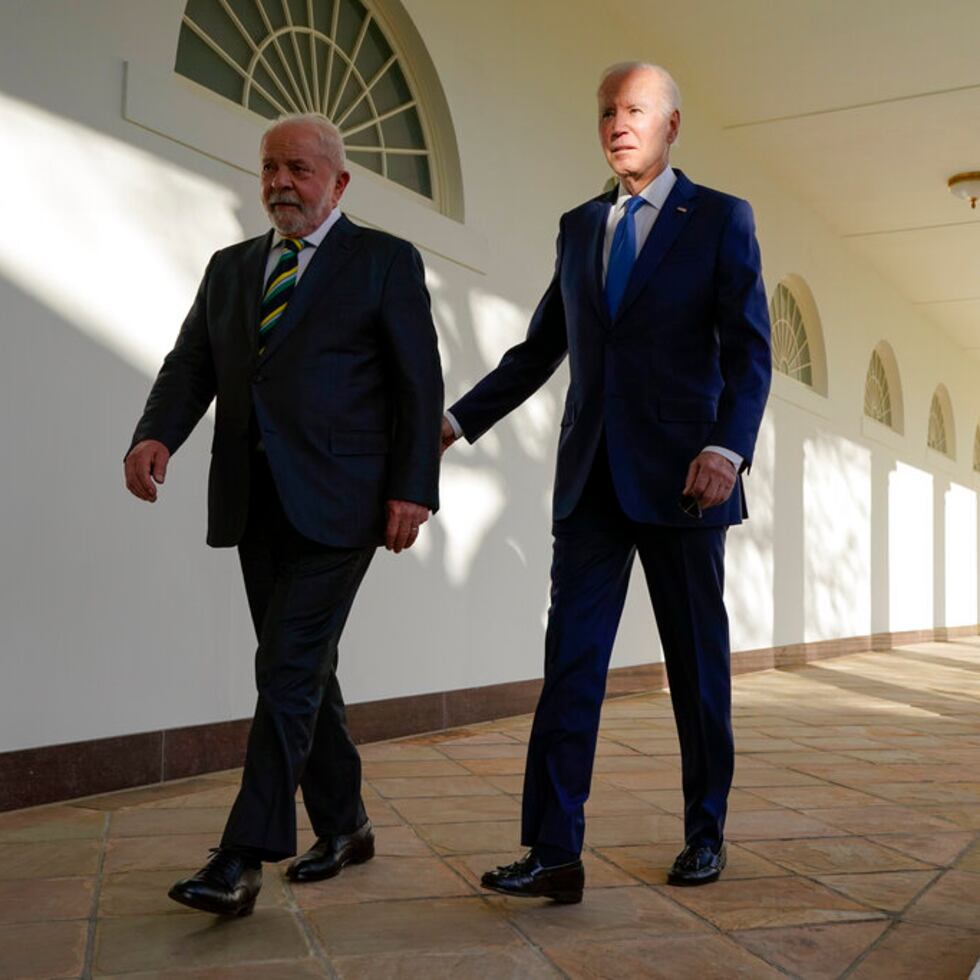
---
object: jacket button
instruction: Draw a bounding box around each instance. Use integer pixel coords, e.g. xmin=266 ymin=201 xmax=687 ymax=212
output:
xmin=253 ymin=373 xmax=265 ymax=384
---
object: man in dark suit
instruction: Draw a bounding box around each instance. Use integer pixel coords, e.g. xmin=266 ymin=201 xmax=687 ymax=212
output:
xmin=443 ymin=63 xmax=771 ymax=901
xmin=124 ymin=114 xmax=443 ymax=916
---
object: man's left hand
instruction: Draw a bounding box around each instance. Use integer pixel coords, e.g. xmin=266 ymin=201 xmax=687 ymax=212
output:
xmin=385 ymin=500 xmax=430 ymax=553
xmin=683 ymin=451 xmax=737 ymax=510
xmin=440 ymin=416 xmax=458 ymax=454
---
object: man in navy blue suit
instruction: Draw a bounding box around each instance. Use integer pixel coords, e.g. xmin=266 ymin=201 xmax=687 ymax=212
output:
xmin=125 ymin=114 xmax=443 ymax=915
xmin=443 ymin=63 xmax=771 ymax=900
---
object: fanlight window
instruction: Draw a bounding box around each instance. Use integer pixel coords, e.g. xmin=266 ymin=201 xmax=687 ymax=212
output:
xmin=928 ymin=392 xmax=948 ymax=455
xmin=176 ymin=0 xmax=432 ymax=199
xmin=769 ymin=283 xmax=813 ymax=386
xmin=864 ymin=349 xmax=892 ymax=427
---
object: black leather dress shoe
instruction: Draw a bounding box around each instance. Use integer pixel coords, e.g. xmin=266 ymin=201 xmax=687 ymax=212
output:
xmin=286 ymin=820 xmax=374 ymax=882
xmin=168 ymin=848 xmax=262 ymax=916
xmin=481 ymin=852 xmax=584 ymax=903
xmin=667 ymin=842 xmax=727 ymax=885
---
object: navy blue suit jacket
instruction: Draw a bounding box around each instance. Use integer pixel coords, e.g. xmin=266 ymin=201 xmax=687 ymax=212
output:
xmin=131 ymin=215 xmax=444 ymax=548
xmin=450 ymin=170 xmax=771 ymax=527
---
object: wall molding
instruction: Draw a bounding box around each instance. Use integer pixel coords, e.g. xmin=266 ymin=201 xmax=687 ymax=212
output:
xmin=122 ymin=61 xmax=488 ymax=274
xmin=1 ymin=625 xmax=976 ymax=812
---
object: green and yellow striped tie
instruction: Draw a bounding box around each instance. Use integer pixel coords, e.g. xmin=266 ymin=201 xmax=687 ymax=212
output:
xmin=259 ymin=237 xmax=307 ymax=344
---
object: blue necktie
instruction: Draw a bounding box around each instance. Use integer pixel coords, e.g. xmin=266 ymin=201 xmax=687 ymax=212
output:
xmin=604 ymin=196 xmax=647 ymax=318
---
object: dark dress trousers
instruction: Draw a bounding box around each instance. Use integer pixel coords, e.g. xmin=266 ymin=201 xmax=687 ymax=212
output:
xmin=131 ymin=215 xmax=443 ymax=861
xmin=450 ymin=171 xmax=771 ymax=855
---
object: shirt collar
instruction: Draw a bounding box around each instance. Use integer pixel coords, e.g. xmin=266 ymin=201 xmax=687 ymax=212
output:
xmin=614 ymin=165 xmax=676 ymax=214
xmin=272 ymin=208 xmax=342 ymax=250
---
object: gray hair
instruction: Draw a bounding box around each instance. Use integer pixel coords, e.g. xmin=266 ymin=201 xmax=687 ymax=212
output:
xmin=262 ymin=113 xmax=347 ymax=171
xmin=597 ymin=62 xmax=681 ymax=118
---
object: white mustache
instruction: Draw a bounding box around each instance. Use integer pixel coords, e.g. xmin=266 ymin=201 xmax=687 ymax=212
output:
xmin=268 ymin=194 xmax=303 ymax=207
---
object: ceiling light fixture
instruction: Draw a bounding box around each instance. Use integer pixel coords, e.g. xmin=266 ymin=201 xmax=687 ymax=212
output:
xmin=948 ymin=172 xmax=980 ymax=209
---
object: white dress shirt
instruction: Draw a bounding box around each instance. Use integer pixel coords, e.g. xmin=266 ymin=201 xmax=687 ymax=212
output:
xmin=262 ymin=207 xmax=342 ymax=286
xmin=602 ymin=165 xmax=677 ymax=279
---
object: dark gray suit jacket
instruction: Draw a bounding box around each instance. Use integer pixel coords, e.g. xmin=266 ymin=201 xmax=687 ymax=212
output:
xmin=131 ymin=215 xmax=444 ymax=548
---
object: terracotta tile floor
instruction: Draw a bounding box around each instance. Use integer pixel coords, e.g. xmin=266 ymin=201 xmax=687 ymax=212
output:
xmin=2 ymin=640 xmax=979 ymax=979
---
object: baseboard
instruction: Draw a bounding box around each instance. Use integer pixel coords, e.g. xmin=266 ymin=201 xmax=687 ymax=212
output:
xmin=1 ymin=625 xmax=976 ymax=812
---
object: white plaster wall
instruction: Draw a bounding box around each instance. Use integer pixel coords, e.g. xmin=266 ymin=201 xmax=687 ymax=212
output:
xmin=1 ymin=0 xmax=978 ymax=752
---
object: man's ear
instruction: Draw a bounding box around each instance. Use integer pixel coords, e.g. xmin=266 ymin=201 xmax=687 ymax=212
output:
xmin=333 ymin=170 xmax=351 ymax=205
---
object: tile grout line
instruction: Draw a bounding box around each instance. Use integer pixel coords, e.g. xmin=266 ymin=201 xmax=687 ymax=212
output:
xmin=281 ymin=876 xmax=340 ymax=980
xmin=366 ymin=654 xmax=974 ymax=972
xmin=377 ymin=742 xmax=648 ymax=976
xmin=80 ymin=810 xmax=111 ymax=980
xmin=470 ymin=890 xmax=575 ymax=979
xmin=388 ymin=774 xmax=574 ymax=974
xmin=840 ymin=917 xmax=901 ymax=978
xmin=583 ymin=843 xmax=647 ymax=887
xmin=3 ymin=646 xmax=974 ymax=978
xmin=590 ymin=710 xmax=937 ymax=969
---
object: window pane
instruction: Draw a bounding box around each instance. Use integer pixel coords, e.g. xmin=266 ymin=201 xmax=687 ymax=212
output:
xmin=371 ymin=62 xmax=412 ymax=116
xmin=387 ymin=153 xmax=431 ymax=198
xmin=348 ymin=148 xmax=383 ymax=175
xmin=185 ymin=0 xmax=252 ymax=64
xmin=175 ymin=0 xmax=435 ymax=200
xmin=355 ymin=19 xmax=392 ymax=80
xmin=381 ymin=105 xmax=424 ymax=150
xmin=176 ymin=29 xmax=244 ymax=104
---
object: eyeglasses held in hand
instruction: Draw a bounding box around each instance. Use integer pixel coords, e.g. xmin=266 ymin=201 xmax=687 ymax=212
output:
xmin=679 ymin=494 xmax=703 ymax=520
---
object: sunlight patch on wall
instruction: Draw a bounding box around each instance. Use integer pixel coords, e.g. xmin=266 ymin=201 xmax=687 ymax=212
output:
xmin=945 ymin=482 xmax=977 ymax=627
xmin=467 ymin=288 xmax=558 ymax=462
xmin=0 ymin=91 xmax=242 ymax=379
xmin=515 ymin=388 xmax=560 ymax=462
xmin=424 ymin=265 xmax=459 ymax=375
xmin=889 ymin=462 xmax=933 ymax=632
xmin=437 ymin=464 xmax=505 ymax=586
xmin=468 ymin=289 xmax=529 ymax=370
xmin=727 ymin=412 xmax=775 ymax=651
xmin=803 ymin=433 xmax=871 ymax=642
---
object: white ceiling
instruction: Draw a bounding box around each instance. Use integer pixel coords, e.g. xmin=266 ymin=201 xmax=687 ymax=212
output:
xmin=610 ymin=0 xmax=980 ymax=360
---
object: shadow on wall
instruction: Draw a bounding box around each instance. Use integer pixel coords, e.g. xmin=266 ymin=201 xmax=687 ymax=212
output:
xmin=344 ymin=257 xmax=563 ymax=701
xmin=0 ymin=88 xmax=565 ymax=751
xmin=0 ymin=91 xmax=258 ymax=753
xmin=724 ymin=412 xmax=775 ymax=652
xmin=0 ymin=272 xmax=252 ymax=753
xmin=945 ymin=482 xmax=978 ymax=627
xmin=803 ymin=431 xmax=871 ymax=642
xmin=0 ymin=90 xmax=243 ymax=378
xmin=3 ymin=88 xmax=978 ymax=756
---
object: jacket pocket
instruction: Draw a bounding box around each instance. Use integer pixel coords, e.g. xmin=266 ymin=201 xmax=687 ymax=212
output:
xmin=330 ymin=430 xmax=389 ymax=455
xmin=658 ymin=397 xmax=718 ymax=422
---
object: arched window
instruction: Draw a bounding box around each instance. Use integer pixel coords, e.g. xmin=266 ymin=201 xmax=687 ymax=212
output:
xmin=863 ymin=341 xmax=904 ymax=433
xmin=927 ymin=384 xmax=955 ymax=458
xmin=769 ymin=284 xmax=811 ymax=384
xmin=768 ymin=275 xmax=828 ymax=395
xmin=174 ymin=0 xmax=463 ymax=217
xmin=864 ymin=350 xmax=891 ymax=426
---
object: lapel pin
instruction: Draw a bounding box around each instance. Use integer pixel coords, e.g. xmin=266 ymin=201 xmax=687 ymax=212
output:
xmin=676 ymin=206 xmax=688 ymax=213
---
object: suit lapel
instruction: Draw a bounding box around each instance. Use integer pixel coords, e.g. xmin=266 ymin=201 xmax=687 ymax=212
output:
xmin=260 ymin=215 xmax=361 ymax=361
xmin=614 ymin=170 xmax=697 ymax=324
xmin=240 ymin=230 xmax=274 ymax=355
xmin=585 ymin=191 xmax=616 ymax=325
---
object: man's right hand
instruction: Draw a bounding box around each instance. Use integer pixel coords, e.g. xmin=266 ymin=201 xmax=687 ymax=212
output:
xmin=124 ymin=440 xmax=171 ymax=502
xmin=440 ymin=415 xmax=458 ymax=454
